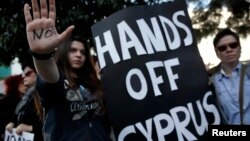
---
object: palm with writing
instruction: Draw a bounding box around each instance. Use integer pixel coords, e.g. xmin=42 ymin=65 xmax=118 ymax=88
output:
xmin=24 ymin=0 xmax=74 ymax=54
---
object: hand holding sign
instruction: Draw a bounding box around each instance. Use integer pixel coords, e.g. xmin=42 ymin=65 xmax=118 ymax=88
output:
xmin=4 ymin=128 xmax=34 ymax=141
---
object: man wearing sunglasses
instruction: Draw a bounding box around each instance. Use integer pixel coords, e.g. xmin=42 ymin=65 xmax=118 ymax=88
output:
xmin=208 ymin=28 xmax=250 ymax=125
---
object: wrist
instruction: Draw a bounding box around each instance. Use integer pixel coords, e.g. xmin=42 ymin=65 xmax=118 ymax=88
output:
xmin=29 ymin=49 xmax=55 ymax=60
xmin=28 ymin=125 xmax=33 ymax=132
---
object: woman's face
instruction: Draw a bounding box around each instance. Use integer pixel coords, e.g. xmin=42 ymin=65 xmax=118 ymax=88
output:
xmin=68 ymin=40 xmax=86 ymax=69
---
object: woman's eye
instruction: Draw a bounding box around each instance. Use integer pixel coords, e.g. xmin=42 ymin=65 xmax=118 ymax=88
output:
xmin=70 ymin=48 xmax=77 ymax=53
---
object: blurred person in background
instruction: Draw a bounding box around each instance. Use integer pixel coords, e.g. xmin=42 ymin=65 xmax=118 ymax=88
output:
xmin=5 ymin=60 xmax=44 ymax=141
xmin=0 ymin=74 xmax=27 ymax=140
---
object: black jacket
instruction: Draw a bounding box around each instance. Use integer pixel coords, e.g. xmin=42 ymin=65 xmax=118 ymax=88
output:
xmin=14 ymin=87 xmax=44 ymax=141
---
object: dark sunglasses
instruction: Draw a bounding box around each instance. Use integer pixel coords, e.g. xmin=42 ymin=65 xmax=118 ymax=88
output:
xmin=216 ymin=42 xmax=239 ymax=52
xmin=23 ymin=70 xmax=34 ymax=77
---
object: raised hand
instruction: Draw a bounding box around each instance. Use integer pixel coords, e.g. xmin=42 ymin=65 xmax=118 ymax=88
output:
xmin=24 ymin=0 xmax=74 ymax=54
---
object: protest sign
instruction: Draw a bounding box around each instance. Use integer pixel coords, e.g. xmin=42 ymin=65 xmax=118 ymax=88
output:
xmin=91 ymin=0 xmax=221 ymax=140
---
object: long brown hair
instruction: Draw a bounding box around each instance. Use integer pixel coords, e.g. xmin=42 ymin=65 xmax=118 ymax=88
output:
xmin=22 ymin=61 xmax=44 ymax=122
xmin=33 ymin=91 xmax=44 ymax=122
xmin=54 ymin=35 xmax=104 ymax=108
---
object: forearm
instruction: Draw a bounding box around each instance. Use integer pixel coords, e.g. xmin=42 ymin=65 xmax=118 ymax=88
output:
xmin=24 ymin=0 xmax=74 ymax=82
xmin=15 ymin=123 xmax=32 ymax=135
xmin=33 ymin=57 xmax=59 ymax=83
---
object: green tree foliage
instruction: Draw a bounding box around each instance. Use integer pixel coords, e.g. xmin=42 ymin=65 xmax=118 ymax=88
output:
xmin=189 ymin=0 xmax=250 ymax=41
xmin=0 ymin=0 xmax=249 ymax=66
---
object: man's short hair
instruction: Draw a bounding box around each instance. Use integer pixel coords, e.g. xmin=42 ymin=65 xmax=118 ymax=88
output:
xmin=213 ymin=28 xmax=240 ymax=47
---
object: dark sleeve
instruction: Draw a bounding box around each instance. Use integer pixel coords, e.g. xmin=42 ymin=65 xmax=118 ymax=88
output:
xmin=31 ymin=117 xmax=43 ymax=140
xmin=36 ymin=72 xmax=65 ymax=109
xmin=0 ymin=96 xmax=18 ymax=125
xmin=0 ymin=96 xmax=18 ymax=134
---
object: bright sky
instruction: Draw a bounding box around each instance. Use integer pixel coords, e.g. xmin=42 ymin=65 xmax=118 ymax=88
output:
xmin=11 ymin=57 xmax=22 ymax=75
